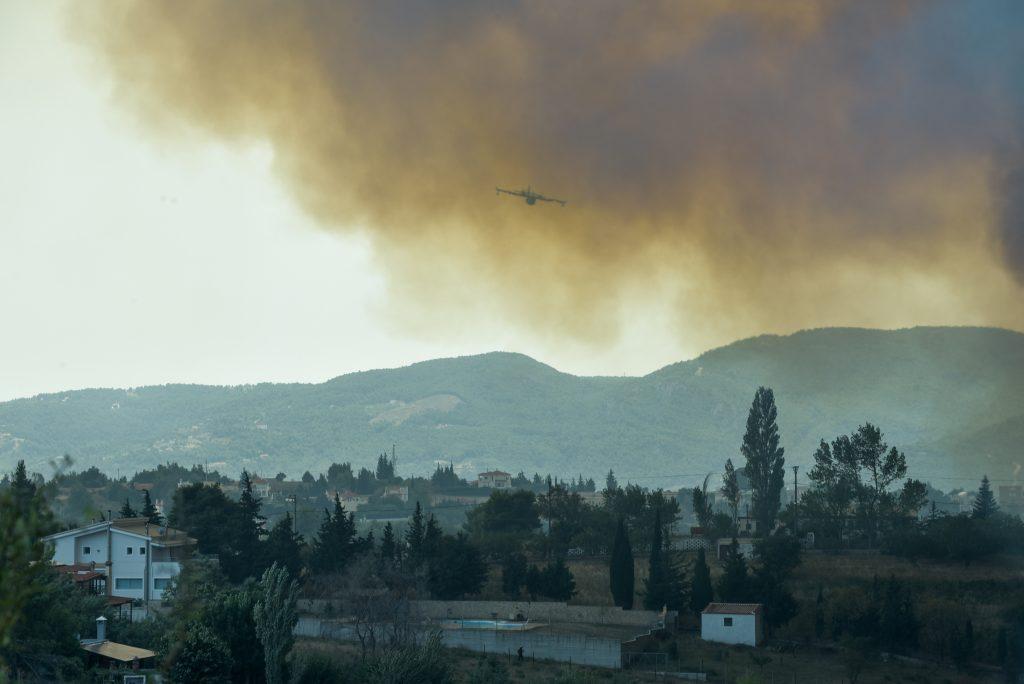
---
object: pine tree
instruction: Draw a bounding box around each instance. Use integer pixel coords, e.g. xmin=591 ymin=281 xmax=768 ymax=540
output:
xmin=380 ymin=522 xmax=396 ymax=563
xmin=716 ymin=539 xmax=751 ymax=602
xmin=741 ymin=387 xmax=786 ymax=534
xmin=11 ymin=460 xmax=37 ymax=516
xmin=423 ymin=514 xmax=442 ymax=561
xmin=119 ymin=497 xmax=137 ymax=518
xmin=311 ymin=495 xmax=358 ymax=573
xmin=231 ymin=471 xmax=267 ymax=577
xmin=689 ymin=547 xmax=713 ymax=613
xmin=264 ymin=513 xmax=304 ymax=580
xmin=972 ymin=475 xmax=999 ymax=519
xmin=141 ymin=489 xmax=163 ymax=525
xmin=405 ymin=501 xmax=425 ymax=567
xmin=609 ymin=517 xmax=635 ymax=609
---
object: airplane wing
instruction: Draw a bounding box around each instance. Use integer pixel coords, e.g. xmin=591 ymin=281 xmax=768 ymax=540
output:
xmin=496 ymin=187 xmax=525 ymax=198
xmin=536 ymin=194 xmax=567 ymax=206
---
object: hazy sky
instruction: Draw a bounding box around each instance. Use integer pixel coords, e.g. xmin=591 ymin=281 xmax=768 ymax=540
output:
xmin=2 ymin=2 xmax=1022 ymax=402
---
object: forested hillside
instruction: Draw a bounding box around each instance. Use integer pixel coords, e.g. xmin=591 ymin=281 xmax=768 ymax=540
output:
xmin=2 ymin=327 xmax=1021 ymax=486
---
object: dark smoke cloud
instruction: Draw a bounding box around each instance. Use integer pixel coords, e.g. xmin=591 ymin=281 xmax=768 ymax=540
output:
xmin=1001 ymin=163 xmax=1024 ymax=284
xmin=72 ymin=1 xmax=1024 ymax=346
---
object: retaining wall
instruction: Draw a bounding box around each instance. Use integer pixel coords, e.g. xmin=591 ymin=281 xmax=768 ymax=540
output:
xmin=410 ymin=600 xmax=672 ymax=627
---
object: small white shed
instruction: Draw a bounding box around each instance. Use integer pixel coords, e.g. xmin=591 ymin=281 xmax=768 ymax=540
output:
xmin=700 ymin=603 xmax=764 ymax=647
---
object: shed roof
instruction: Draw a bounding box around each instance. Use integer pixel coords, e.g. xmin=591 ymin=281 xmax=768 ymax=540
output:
xmin=702 ymin=603 xmax=763 ymax=615
xmin=81 ymin=641 xmax=156 ymax=662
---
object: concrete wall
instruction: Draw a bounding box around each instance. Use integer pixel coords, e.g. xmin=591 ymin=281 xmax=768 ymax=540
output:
xmin=441 ymin=628 xmax=622 ymax=669
xmin=410 ymin=601 xmax=672 ymax=628
xmin=293 ymin=617 xmax=622 ymax=669
xmin=700 ymin=612 xmax=760 ymax=646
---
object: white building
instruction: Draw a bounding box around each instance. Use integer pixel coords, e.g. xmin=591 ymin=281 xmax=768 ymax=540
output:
xmin=43 ymin=518 xmax=195 ymax=602
xmin=477 ymin=471 xmax=512 ymax=489
xmin=383 ymin=485 xmax=409 ymax=502
xmin=701 ymin=603 xmax=764 ymax=647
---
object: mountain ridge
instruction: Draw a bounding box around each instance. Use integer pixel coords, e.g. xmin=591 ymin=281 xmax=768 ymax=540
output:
xmin=2 ymin=326 xmax=1021 ymax=487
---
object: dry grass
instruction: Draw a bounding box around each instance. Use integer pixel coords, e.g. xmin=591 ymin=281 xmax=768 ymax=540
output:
xmin=665 ymin=631 xmax=1004 ymax=684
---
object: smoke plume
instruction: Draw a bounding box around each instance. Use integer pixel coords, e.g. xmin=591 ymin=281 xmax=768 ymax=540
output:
xmin=72 ymin=1 xmax=1024 ymax=347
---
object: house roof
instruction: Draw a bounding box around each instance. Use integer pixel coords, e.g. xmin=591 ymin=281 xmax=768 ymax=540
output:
xmin=478 ymin=471 xmax=511 ymax=477
xmin=81 ymin=640 xmax=156 ymax=662
xmin=703 ymin=603 xmax=763 ymax=616
xmin=43 ymin=518 xmax=195 ymax=548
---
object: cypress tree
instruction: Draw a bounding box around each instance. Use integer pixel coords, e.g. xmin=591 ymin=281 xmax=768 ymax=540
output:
xmin=643 ymin=509 xmax=666 ymax=610
xmin=689 ymin=547 xmax=713 ymax=613
xmin=972 ymin=475 xmax=999 ymax=519
xmin=141 ymin=489 xmax=163 ymax=525
xmin=406 ymin=501 xmax=425 ymax=566
xmin=380 ymin=522 xmax=396 ymax=563
xmin=741 ymin=387 xmax=786 ymax=534
xmin=609 ymin=517 xmax=635 ymax=609
xmin=423 ymin=514 xmax=442 ymax=562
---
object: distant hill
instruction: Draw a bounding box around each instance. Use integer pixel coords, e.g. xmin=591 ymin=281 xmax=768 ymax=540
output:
xmin=1 ymin=327 xmax=1022 ymax=488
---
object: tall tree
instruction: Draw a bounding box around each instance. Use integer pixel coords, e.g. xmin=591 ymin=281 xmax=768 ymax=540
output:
xmin=605 ymin=469 xmax=619 ymax=493
xmin=642 ymin=509 xmax=666 ymax=611
xmin=972 ymin=475 xmax=999 ymax=519
xmin=233 ymin=470 xmax=267 ymax=576
xmin=501 ymin=552 xmax=528 ymax=597
xmin=375 ymin=453 xmax=396 ymax=482
xmin=141 ymin=489 xmax=162 ymax=525
xmin=641 ymin=509 xmax=685 ymax=610
xmin=609 ymin=517 xmax=635 ymax=609
xmin=405 ymin=501 xmax=425 ymax=567
xmin=692 ymin=474 xmax=714 ymax=530
xmin=423 ymin=514 xmax=443 ymax=561
xmin=689 ymin=547 xmax=713 ymax=613
xmin=721 ymin=459 xmax=741 ymax=524
xmin=119 ymin=497 xmax=137 ymax=519
xmin=380 ymin=522 xmax=397 ymax=563
xmin=253 ymin=563 xmax=299 ymax=684
xmin=10 ymin=461 xmax=37 ymax=517
xmin=850 ymin=424 xmax=907 ymax=546
xmin=264 ymin=513 xmax=304 ymax=580
xmin=427 ymin=534 xmax=487 ymax=599
xmin=741 ymin=387 xmax=786 ymax=535
xmin=310 ymin=495 xmax=359 ymax=573
xmin=716 ymin=539 xmax=752 ymax=602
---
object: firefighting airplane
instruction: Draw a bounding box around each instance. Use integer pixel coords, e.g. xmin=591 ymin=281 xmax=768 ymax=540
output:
xmin=495 ymin=185 xmax=567 ymax=206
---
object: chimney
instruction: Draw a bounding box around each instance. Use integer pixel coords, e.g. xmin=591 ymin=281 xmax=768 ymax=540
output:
xmin=96 ymin=616 xmax=107 ymax=642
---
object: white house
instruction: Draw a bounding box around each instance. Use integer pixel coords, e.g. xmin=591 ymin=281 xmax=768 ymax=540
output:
xmin=477 ymin=471 xmax=512 ymax=489
xmin=43 ymin=518 xmax=195 ymax=602
xmin=701 ymin=603 xmax=764 ymax=647
xmin=383 ymin=485 xmax=409 ymax=502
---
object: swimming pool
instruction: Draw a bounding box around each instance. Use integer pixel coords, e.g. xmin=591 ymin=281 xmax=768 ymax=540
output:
xmin=442 ymin=619 xmax=534 ymax=631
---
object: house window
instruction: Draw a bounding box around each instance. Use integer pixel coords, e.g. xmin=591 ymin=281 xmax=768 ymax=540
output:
xmin=154 ymin=578 xmax=172 ymax=590
xmin=115 ymin=578 xmax=143 ymax=590
xmin=83 ymin=546 xmax=91 ymax=555
xmin=126 ymin=547 xmax=133 ymax=555
xmin=139 ymin=547 xmax=146 ymax=555
xmin=724 ymin=617 xmax=733 ymax=627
